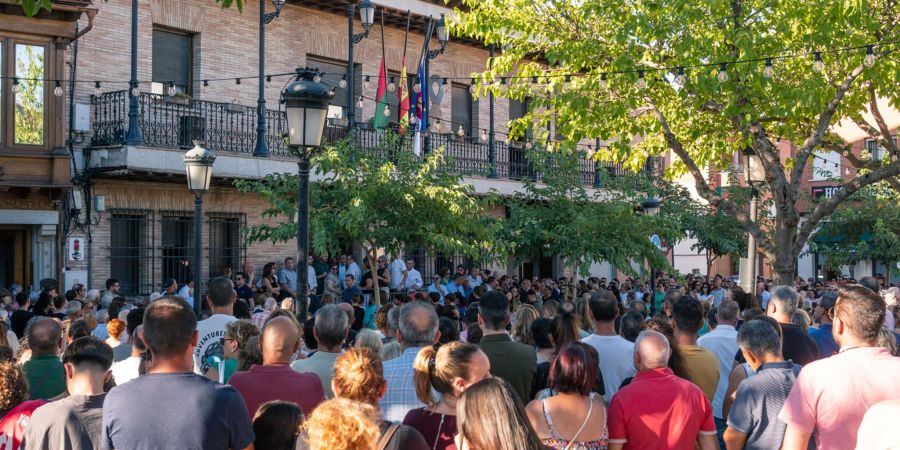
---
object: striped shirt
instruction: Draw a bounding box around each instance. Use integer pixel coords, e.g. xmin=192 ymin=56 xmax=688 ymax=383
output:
xmin=727 ymin=361 xmax=801 ymax=450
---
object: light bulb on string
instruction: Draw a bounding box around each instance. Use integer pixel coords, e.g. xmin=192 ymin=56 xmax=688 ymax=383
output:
xmin=313 ymin=74 xmax=322 ymax=83
xmin=480 ymin=129 xmax=488 ymax=142
xmin=432 ymin=119 xmax=441 ymax=133
xmin=763 ymin=58 xmax=774 ymax=78
xmin=388 ymin=77 xmax=396 ymax=92
xmin=383 ymin=106 xmax=391 ymax=117
xmin=235 ymin=78 xmax=242 ymax=85
xmin=363 ymin=76 xmax=371 ymax=90
xmin=432 ymin=80 xmax=440 ymax=95
xmin=203 ymin=80 xmax=210 ymax=94
xmin=812 ymin=52 xmax=824 ymax=73
xmin=266 ymin=76 xmax=273 ymax=89
xmin=525 ymin=141 xmax=533 ymax=150
xmin=442 ymin=78 xmax=448 ymax=86
xmin=469 ymin=82 xmax=477 ymax=94
xmin=413 ymin=82 xmax=421 ymax=94
xmin=674 ymin=67 xmax=686 ymax=87
xmin=94 ymin=81 xmax=102 ymax=97
xmin=864 ymin=45 xmax=876 ymax=68
xmin=531 ymin=75 xmax=539 ymax=86
xmin=130 ymin=84 xmax=140 ymax=98
xmin=457 ymin=125 xmax=465 ymax=137
xmin=166 ymin=82 xmax=177 ymax=97
xmin=12 ymin=78 xmax=19 ymax=94
xmin=410 ymin=114 xmax=417 ymax=125
xmin=339 ymin=75 xmax=347 ymax=89
xmin=635 ymin=70 xmax=647 ymax=90
xmin=356 ymin=96 xmax=364 ymax=109
xmin=564 ymin=74 xmax=572 ymax=88
xmin=599 ymin=73 xmax=607 ymax=88
xmin=53 ymin=80 xmax=63 ymax=97
xmin=717 ymin=63 xmax=729 ymax=82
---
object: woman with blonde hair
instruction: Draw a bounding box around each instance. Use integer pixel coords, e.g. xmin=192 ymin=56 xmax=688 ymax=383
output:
xmin=302 ymin=398 xmax=381 ymax=450
xmin=456 ymin=377 xmax=546 ymax=450
xmin=207 ymin=319 xmax=259 ymax=383
xmin=330 ymin=348 xmax=429 ymax=449
xmin=512 ymin=305 xmax=540 ymax=346
xmin=403 ymin=341 xmax=492 ymax=450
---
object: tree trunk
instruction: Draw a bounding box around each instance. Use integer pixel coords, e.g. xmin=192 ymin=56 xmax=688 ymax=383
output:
xmin=772 ymin=216 xmax=799 ymax=287
xmin=368 ymin=246 xmax=382 ymax=307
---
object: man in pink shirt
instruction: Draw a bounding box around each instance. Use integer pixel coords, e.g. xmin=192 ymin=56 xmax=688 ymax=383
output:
xmin=780 ymin=284 xmax=900 ymax=450
xmin=229 ymin=316 xmax=324 ymax=417
xmin=607 ymin=330 xmax=718 ymax=450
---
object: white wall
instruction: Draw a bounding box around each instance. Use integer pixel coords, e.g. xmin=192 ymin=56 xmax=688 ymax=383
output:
xmin=672 ymin=237 xmax=708 ymax=276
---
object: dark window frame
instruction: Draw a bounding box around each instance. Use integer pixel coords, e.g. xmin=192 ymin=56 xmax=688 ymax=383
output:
xmin=109 ymin=209 xmax=155 ymax=296
xmin=152 ymin=27 xmax=194 ymax=96
xmin=208 ymin=212 xmax=246 ymax=279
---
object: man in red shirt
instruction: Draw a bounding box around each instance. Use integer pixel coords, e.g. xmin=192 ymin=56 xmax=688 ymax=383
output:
xmin=607 ymin=330 xmax=718 ymax=450
xmin=229 ymin=316 xmax=324 ymax=417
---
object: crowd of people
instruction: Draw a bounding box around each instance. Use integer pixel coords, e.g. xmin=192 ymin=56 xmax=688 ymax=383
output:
xmin=0 ymin=258 xmax=898 ymax=450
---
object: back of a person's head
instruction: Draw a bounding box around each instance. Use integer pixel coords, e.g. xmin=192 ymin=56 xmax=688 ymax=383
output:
xmin=663 ymin=288 xmax=683 ymax=307
xmin=635 ymin=330 xmax=671 ymax=370
xmin=620 ymin=311 xmax=644 ymax=342
xmin=672 ymin=296 xmax=703 ymax=334
xmin=531 ymin=318 xmax=553 ymax=350
xmin=126 ymin=308 xmax=145 ymax=338
xmin=549 ymin=342 xmax=598 ymax=396
xmin=729 ymin=286 xmax=750 ymax=311
xmin=859 ymin=276 xmax=881 ymax=294
xmin=736 ymin=319 xmax=781 ymax=358
xmin=28 ymin=317 xmax=62 ymax=355
xmin=67 ymin=319 xmax=92 ymax=342
xmin=0 ymin=361 xmax=28 ymax=415
xmin=107 ymin=318 xmax=126 ymax=339
xmin=314 ymin=305 xmax=349 ymax=349
xmin=399 ymin=301 xmax=439 ymax=347
xmin=207 ymin=277 xmax=235 ymax=308
xmin=457 ymin=377 xmax=544 ymax=450
xmin=717 ymin=299 xmax=740 ymax=323
xmin=15 ymin=291 xmax=29 ymax=307
xmin=108 ymin=298 xmax=127 ymax=321
xmin=333 ymin=347 xmax=385 ymax=406
xmin=837 ymin=284 xmax=886 ymax=344
xmin=106 ymin=278 xmax=118 ymax=290
xmin=437 ymin=318 xmax=460 ymax=345
xmin=549 ymin=309 xmax=579 ymax=353
xmin=228 ymin=320 xmax=262 ymax=351
xmin=253 ymin=400 xmax=301 ymax=450
xmin=63 ymin=336 xmax=115 ymax=372
xmin=65 ymin=300 xmax=83 ymax=317
xmin=588 ymin=289 xmax=618 ymax=322
xmin=413 ymin=341 xmax=483 ymax=406
xmin=302 ymin=398 xmax=380 ymax=450
xmin=142 ymin=296 xmax=197 ymax=359
xmin=237 ymin=336 xmax=262 ymax=372
xmin=477 ymin=291 xmax=509 ymax=331
xmin=770 ymin=286 xmax=800 ymax=317
xmin=379 ymin=341 xmax=402 ymax=361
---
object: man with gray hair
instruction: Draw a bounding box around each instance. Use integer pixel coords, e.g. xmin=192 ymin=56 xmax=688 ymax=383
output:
xmin=724 ymin=319 xmax=800 ymax=450
xmin=698 ymin=299 xmax=740 ymax=446
xmin=607 ymin=330 xmax=718 ymax=450
xmin=765 ymin=285 xmax=818 ymax=365
xmin=291 ymin=304 xmax=348 ymax=398
xmin=379 ymin=301 xmax=440 ymax=421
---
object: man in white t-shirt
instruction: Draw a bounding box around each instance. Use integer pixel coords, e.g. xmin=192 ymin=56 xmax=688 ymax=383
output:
xmin=111 ymin=325 xmax=144 ymax=385
xmin=390 ymin=257 xmax=408 ymax=290
xmin=192 ymin=277 xmax=237 ymax=376
xmin=404 ymin=260 xmax=424 ymax=291
xmin=581 ymin=289 xmax=636 ymax=402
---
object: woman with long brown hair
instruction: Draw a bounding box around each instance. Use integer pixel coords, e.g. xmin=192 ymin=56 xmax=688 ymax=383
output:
xmin=456 ymin=377 xmax=547 ymax=450
xmin=403 ymin=341 xmax=492 ymax=450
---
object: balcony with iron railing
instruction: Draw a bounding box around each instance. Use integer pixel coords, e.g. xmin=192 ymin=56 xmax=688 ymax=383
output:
xmin=91 ymin=91 xmax=657 ymax=185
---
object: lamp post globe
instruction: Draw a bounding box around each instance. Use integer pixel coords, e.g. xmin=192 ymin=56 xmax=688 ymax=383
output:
xmin=359 ymin=0 xmax=375 ymax=31
xmin=183 ymin=141 xmax=216 ymax=194
xmin=642 ymin=196 xmax=662 ymax=216
xmin=436 ymin=13 xmax=449 ymax=47
xmin=743 ymin=147 xmax=766 ymax=186
xmin=283 ymin=68 xmax=335 ymax=149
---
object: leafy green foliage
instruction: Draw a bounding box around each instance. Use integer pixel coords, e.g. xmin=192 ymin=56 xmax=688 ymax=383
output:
xmin=14 ymin=45 xmax=44 ymax=145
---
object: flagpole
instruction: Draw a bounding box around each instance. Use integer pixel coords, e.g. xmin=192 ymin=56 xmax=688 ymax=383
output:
xmin=403 ymin=11 xmax=410 ymax=60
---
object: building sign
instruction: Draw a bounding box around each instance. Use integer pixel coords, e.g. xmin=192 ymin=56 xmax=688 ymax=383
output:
xmin=811 ymin=185 xmax=845 ymax=200
xmin=68 ymin=237 xmax=83 ymax=261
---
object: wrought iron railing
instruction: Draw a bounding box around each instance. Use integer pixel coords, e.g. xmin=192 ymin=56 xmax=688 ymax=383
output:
xmin=91 ymin=91 xmax=658 ymax=184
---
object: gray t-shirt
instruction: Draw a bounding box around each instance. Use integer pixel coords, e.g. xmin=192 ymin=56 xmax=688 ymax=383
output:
xmin=101 ymin=372 xmax=254 ymax=450
xmin=727 ymin=361 xmax=802 ymax=450
xmin=112 ymin=343 xmax=132 ymax=362
xmin=22 ymin=394 xmax=106 ymax=450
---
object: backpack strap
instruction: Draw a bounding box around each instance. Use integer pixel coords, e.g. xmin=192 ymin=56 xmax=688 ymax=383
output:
xmin=377 ymin=422 xmax=402 ymax=450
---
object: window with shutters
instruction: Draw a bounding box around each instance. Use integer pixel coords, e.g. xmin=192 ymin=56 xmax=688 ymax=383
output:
xmin=307 ymin=56 xmax=361 ymax=122
xmin=508 ymin=98 xmax=532 ymax=140
xmin=152 ymin=28 xmax=193 ymax=95
xmin=160 ymin=211 xmax=194 ymax=285
xmin=208 ymin=213 xmax=245 ymax=278
xmin=109 ymin=210 xmax=155 ymax=296
xmin=451 ymin=84 xmax=473 ymax=137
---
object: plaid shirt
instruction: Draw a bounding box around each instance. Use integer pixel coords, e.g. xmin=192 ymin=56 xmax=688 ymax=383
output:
xmin=379 ymin=347 xmax=425 ymax=422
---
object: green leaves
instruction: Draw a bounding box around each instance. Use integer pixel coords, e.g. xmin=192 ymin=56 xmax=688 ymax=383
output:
xmin=17 ymin=0 xmax=52 ymax=17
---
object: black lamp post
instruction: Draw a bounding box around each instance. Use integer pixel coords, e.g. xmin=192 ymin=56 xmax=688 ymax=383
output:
xmin=253 ymin=0 xmax=286 ymax=158
xmin=125 ymin=0 xmax=142 ymax=146
xmin=642 ymin=196 xmax=662 ymax=314
xmin=282 ymin=68 xmax=333 ymax=321
xmin=742 ymin=147 xmax=766 ymax=292
xmin=183 ymin=142 xmax=216 ymax=316
xmin=346 ymin=0 xmax=375 ymax=130
xmin=423 ymin=14 xmax=449 ymax=154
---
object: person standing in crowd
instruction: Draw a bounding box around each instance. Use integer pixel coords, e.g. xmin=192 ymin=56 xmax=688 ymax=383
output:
xmin=113 ymin=308 xmax=144 ymax=363
xmin=260 ymin=262 xmax=282 ymax=299
xmin=427 ymin=274 xmax=448 ymax=301
xmin=177 ymin=278 xmax=193 ymax=301
xmin=342 ymin=274 xmax=362 ymax=304
xmin=476 ymin=291 xmax=536 ymax=403
xmin=252 ymin=401 xmax=302 ymax=450
xmin=723 ymin=320 xmax=800 ymax=450
xmin=455 ymin=377 xmax=546 ymax=450
xmin=22 ymin=337 xmax=114 ymax=449
xmin=697 ymin=299 xmax=739 ymax=445
xmin=381 ymin=301 xmax=441 ymax=422
xmin=403 ymin=341 xmax=492 ymax=450
xmin=193 ymin=277 xmax=238 ymax=376
xmin=324 ymin=264 xmax=342 ymax=299
xmin=780 ymin=285 xmax=900 ymax=450
xmin=765 ymin=286 xmax=818 ymax=366
xmin=345 ymin=255 xmax=362 ymax=290
xmin=291 ymin=304 xmax=348 ymax=398
xmin=278 ymin=257 xmax=298 ymax=300
xmin=0 ymin=361 xmax=46 ymax=449
xmin=582 ymin=290 xmax=635 ymax=402
xmin=101 ymin=279 xmax=120 ymax=308
xmin=390 ymin=256 xmax=409 ymax=292
xmin=234 ymin=272 xmax=256 ymax=307
xmin=160 ymin=278 xmax=178 ymax=298
xmin=301 ymin=398 xmax=380 ymax=450
xmin=101 ymin=296 xmax=254 ymax=450
xmin=808 ymin=291 xmax=839 ymax=358
xmin=672 ymin=296 xmax=719 ymax=403
xmin=405 ymin=260 xmax=424 ymax=291
xmin=619 ymin=311 xmax=644 ymax=343
xmin=10 ymin=291 xmax=33 ymax=339
xmin=111 ymin=325 xmax=144 ymax=385
xmin=607 ymin=330 xmax=718 ymax=450
xmin=525 ymin=342 xmax=608 ymax=449
xmin=331 ymin=347 xmax=429 ymax=450
xmin=709 ymin=277 xmax=728 ymax=308
xmin=230 ymin=316 xmax=324 ymax=417
xmin=205 ymin=320 xmax=259 ymax=384
xmin=23 ymin=318 xmax=66 ymax=400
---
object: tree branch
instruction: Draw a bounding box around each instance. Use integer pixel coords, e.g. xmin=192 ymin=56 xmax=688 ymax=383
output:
xmin=794 ymin=161 xmax=900 ymax=256
xmin=868 ymin=84 xmax=900 ymax=157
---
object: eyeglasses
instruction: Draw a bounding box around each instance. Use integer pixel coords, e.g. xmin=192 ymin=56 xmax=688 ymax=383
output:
xmin=219 ymin=337 xmax=234 ymax=346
